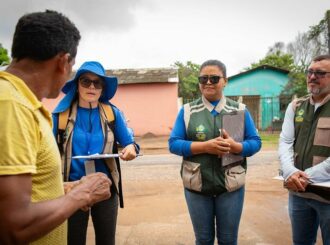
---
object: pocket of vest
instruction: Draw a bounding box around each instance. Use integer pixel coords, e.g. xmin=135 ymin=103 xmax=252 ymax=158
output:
xmin=182 ymin=160 xmax=202 ymax=192
xmin=314 ymin=118 xmax=330 ymax=147
xmin=225 ymin=165 xmax=246 ymax=192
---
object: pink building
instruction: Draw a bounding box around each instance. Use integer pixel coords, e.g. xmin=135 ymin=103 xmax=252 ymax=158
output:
xmin=43 ymin=67 xmax=179 ymax=136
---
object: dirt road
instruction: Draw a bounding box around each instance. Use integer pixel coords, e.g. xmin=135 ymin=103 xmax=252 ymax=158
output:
xmin=85 ymin=140 xmax=323 ymax=244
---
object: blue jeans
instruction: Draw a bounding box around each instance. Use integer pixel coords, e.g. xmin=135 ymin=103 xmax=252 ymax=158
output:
xmin=184 ymin=187 xmax=245 ymax=245
xmin=289 ymin=193 xmax=330 ymax=245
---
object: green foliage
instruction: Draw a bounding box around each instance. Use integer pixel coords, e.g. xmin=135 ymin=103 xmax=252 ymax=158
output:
xmin=285 ymin=10 xmax=330 ymax=97
xmin=173 ymin=61 xmax=201 ymax=100
xmin=309 ymin=16 xmax=327 ymax=38
xmin=248 ymin=10 xmax=330 ymax=98
xmin=250 ymin=50 xmax=295 ymax=71
xmin=284 ymin=71 xmax=307 ymax=97
xmin=0 ymin=43 xmax=10 ymax=66
xmin=259 ymin=131 xmax=279 ymax=149
xmin=308 ymin=10 xmax=329 ymax=54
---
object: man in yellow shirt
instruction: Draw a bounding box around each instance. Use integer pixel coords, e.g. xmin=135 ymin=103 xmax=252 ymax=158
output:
xmin=0 ymin=10 xmax=111 ymax=245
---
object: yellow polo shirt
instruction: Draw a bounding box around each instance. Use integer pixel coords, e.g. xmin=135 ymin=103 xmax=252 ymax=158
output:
xmin=0 ymin=71 xmax=66 ymax=245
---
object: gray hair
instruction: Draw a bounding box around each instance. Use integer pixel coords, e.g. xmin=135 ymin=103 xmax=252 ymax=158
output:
xmin=313 ymin=54 xmax=330 ymax=62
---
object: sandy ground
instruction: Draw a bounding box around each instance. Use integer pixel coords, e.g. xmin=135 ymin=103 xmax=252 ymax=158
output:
xmin=85 ymin=136 xmax=323 ymax=245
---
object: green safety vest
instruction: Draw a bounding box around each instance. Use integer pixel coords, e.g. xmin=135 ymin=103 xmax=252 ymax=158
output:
xmin=293 ymin=96 xmax=330 ymax=170
xmin=182 ymin=96 xmax=246 ymax=195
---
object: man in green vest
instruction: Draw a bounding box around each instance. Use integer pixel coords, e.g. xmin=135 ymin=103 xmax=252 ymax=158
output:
xmin=279 ymin=54 xmax=330 ymax=245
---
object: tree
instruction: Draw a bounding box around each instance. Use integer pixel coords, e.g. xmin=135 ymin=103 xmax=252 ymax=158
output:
xmin=0 ymin=43 xmax=10 ymax=66
xmin=249 ymin=10 xmax=330 ymax=98
xmin=249 ymin=49 xmax=295 ymax=71
xmin=282 ymin=71 xmax=307 ymax=97
xmin=287 ymin=32 xmax=320 ymax=69
xmin=267 ymin=42 xmax=286 ymax=55
xmin=308 ymin=10 xmax=330 ymax=54
xmin=173 ymin=61 xmax=200 ymax=100
xmin=283 ymin=10 xmax=330 ymax=97
xmin=285 ymin=10 xmax=330 ymax=70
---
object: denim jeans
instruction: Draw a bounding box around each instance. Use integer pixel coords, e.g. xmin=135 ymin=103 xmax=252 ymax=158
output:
xmin=184 ymin=187 xmax=245 ymax=245
xmin=68 ymin=192 xmax=118 ymax=245
xmin=289 ymin=193 xmax=330 ymax=245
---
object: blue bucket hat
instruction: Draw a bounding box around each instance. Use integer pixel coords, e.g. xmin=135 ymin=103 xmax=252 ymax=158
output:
xmin=62 ymin=61 xmax=118 ymax=103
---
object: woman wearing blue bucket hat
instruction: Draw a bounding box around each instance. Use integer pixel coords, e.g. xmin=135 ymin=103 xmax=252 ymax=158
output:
xmin=52 ymin=61 xmax=139 ymax=245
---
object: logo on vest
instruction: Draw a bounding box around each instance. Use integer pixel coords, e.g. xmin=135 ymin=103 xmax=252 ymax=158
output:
xmin=295 ymin=109 xmax=304 ymax=122
xmin=196 ymin=124 xmax=207 ymax=141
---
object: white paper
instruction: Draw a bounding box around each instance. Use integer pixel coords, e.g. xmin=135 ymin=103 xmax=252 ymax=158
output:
xmin=313 ymin=181 xmax=330 ymax=188
xmin=272 ymin=175 xmax=284 ymax=181
xmin=72 ymin=153 xmax=122 ymax=159
xmin=84 ymin=160 xmax=96 ymax=174
xmin=72 ymin=153 xmax=143 ymax=160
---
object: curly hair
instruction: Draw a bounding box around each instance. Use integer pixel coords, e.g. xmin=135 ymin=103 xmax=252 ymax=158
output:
xmin=11 ymin=10 xmax=81 ymax=61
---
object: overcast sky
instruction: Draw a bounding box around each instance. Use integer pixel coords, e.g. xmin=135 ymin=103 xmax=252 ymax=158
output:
xmin=1 ymin=0 xmax=330 ymax=76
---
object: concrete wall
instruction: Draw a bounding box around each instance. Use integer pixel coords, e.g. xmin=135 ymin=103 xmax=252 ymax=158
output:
xmin=42 ymin=93 xmax=64 ymax=113
xmin=111 ymin=83 xmax=178 ymax=136
xmin=42 ymin=82 xmax=179 ymax=136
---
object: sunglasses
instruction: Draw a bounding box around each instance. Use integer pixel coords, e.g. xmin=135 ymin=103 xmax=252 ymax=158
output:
xmin=305 ymin=69 xmax=330 ymax=79
xmin=79 ymin=77 xmax=104 ymax=89
xmin=198 ymin=75 xmax=223 ymax=85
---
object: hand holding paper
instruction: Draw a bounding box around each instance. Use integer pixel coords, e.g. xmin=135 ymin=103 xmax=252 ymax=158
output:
xmin=284 ymin=171 xmax=310 ymax=192
xmin=120 ymin=144 xmax=137 ymax=161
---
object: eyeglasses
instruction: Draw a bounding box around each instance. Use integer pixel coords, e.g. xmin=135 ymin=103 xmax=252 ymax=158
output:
xmin=198 ymin=75 xmax=223 ymax=85
xmin=79 ymin=77 xmax=104 ymax=89
xmin=305 ymin=69 xmax=330 ymax=79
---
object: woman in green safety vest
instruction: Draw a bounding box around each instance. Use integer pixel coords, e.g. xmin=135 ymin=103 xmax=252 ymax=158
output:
xmin=169 ymin=59 xmax=261 ymax=244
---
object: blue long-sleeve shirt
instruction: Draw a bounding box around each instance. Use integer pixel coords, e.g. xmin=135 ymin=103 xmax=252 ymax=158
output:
xmin=53 ymin=106 xmax=136 ymax=181
xmin=169 ymin=102 xmax=261 ymax=157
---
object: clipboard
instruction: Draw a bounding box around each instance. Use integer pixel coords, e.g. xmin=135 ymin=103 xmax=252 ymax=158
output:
xmin=273 ymin=176 xmax=330 ymax=189
xmin=72 ymin=153 xmax=143 ymax=159
xmin=221 ymin=110 xmax=244 ymax=167
xmin=273 ymin=176 xmax=330 ymax=201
